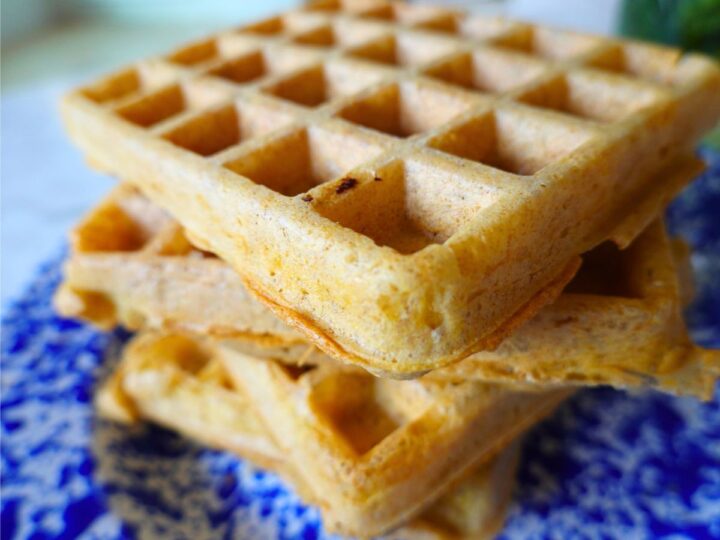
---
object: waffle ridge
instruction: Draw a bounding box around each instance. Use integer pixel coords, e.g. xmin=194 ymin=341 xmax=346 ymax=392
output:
xmin=219 ymin=337 xmax=570 ymax=536
xmin=61 ymin=0 xmax=720 ymax=375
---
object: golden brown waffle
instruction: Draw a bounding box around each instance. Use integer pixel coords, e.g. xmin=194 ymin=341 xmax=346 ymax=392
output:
xmin=58 ymin=186 xmax=719 ymax=398
xmin=217 ymin=338 xmax=570 ymax=536
xmin=425 ymin=220 xmax=720 ymax=398
xmin=60 ymin=0 xmax=720 ymax=376
xmin=55 ymin=184 xmax=302 ymax=344
xmin=96 ymin=332 xmax=285 ymax=471
xmin=99 ymin=331 xmax=523 ymax=539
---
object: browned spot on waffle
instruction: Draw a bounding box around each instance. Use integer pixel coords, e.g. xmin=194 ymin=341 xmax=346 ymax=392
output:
xmin=335 ymin=177 xmax=358 ymax=194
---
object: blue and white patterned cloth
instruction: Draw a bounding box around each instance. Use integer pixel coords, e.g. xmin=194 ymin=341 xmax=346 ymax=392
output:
xmin=2 ymin=149 xmax=720 ymax=540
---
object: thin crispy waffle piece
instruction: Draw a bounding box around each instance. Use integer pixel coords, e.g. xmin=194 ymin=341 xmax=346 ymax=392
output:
xmin=98 ymin=331 xmax=522 ymax=539
xmin=424 ymin=220 xmax=720 ymax=399
xmin=55 ymin=184 xmax=303 ymax=344
xmin=218 ymin=339 xmax=570 ymax=536
xmin=60 ymin=0 xmax=720 ymax=376
xmin=59 ymin=186 xmax=719 ymax=398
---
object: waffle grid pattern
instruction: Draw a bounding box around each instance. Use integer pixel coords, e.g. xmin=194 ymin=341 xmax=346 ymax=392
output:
xmin=80 ymin=0 xmax=689 ymax=254
xmin=100 ymin=331 xmax=523 ymax=538
xmin=219 ymin=336 xmax=570 ymax=535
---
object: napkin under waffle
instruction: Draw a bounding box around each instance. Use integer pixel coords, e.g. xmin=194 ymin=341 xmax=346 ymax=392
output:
xmin=99 ymin=331 xmax=527 ymax=538
xmin=61 ymin=0 xmax=720 ymax=376
xmin=57 ymin=185 xmax=719 ymax=398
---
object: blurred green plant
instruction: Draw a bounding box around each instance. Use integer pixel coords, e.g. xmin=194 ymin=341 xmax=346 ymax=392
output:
xmin=620 ymin=0 xmax=720 ymax=57
xmin=620 ymin=0 xmax=720 ymax=147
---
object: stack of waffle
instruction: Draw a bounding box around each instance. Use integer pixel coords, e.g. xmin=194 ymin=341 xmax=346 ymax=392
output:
xmin=56 ymin=0 xmax=720 ymax=537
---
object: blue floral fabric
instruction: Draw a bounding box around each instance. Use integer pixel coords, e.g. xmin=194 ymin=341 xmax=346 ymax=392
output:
xmin=2 ymin=149 xmax=719 ymax=540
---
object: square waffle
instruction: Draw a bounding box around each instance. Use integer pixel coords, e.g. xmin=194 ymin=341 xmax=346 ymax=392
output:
xmin=60 ymin=0 xmax=720 ymax=376
xmin=99 ymin=331 xmax=524 ymax=539
xmin=57 ymin=185 xmax=719 ymax=398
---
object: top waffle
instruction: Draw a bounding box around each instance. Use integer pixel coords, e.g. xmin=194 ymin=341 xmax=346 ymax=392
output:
xmin=60 ymin=0 xmax=720 ymax=376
